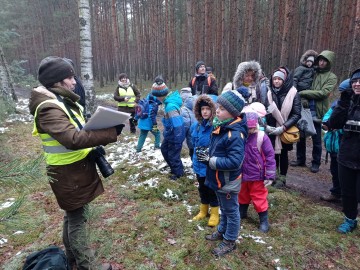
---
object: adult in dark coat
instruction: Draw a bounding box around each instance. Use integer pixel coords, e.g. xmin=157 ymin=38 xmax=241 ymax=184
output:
xmin=189 ymin=61 xmax=218 ymax=96
xmin=265 ymin=67 xmax=301 ymax=187
xmin=327 ymin=68 xmax=360 ymax=234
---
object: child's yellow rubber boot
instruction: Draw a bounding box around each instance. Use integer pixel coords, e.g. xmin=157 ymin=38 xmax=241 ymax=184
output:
xmin=193 ymin=204 xmax=209 ymax=221
xmin=208 ymin=206 xmax=220 ymax=227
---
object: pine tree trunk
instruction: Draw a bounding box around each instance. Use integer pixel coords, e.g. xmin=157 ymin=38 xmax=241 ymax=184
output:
xmin=350 ymin=0 xmax=360 ymax=73
xmin=0 ymin=45 xmax=17 ymax=104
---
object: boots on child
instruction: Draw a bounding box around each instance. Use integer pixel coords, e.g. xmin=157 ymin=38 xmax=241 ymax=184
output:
xmin=208 ymin=206 xmax=219 ymax=227
xmin=239 ymin=204 xmax=249 ymax=219
xmin=258 ymin=210 xmax=269 ymax=233
xmin=193 ymin=204 xmax=209 ymax=221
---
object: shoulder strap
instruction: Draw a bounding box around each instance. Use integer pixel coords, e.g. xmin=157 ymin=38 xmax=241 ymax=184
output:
xmin=191 ymin=77 xmax=196 ymax=87
xmin=56 ymin=94 xmax=83 ymax=130
xmin=256 ymin=130 xmax=265 ymax=153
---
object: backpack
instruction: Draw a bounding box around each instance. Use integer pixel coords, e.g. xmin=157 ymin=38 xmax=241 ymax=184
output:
xmin=323 ymin=129 xmax=342 ymax=154
xmin=22 ymin=246 xmax=70 ymax=270
xmin=191 ymin=76 xmax=212 ymax=88
xmin=135 ymin=98 xmax=150 ymax=119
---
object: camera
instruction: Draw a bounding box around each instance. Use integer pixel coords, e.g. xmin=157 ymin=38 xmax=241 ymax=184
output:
xmin=93 ymin=146 xmax=114 ymax=178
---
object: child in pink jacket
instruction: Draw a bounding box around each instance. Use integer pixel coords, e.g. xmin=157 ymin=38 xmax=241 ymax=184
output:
xmin=238 ymin=111 xmax=276 ymax=233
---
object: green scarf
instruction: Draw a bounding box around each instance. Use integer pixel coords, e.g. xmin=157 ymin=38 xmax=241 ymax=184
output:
xmin=212 ymin=117 xmax=233 ymax=129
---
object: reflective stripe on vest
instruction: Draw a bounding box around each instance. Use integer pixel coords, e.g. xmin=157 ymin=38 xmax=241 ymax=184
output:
xmin=32 ymin=99 xmax=92 ymax=166
xmin=117 ymin=86 xmax=136 ymax=107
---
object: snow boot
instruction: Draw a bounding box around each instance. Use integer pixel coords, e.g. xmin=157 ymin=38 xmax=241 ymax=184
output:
xmin=239 ymin=204 xmax=249 ymax=219
xmin=208 ymin=206 xmax=220 ymax=227
xmin=193 ymin=204 xmax=209 ymax=221
xmin=258 ymin=210 xmax=269 ymax=233
xmin=338 ymin=216 xmax=357 ymax=234
xmin=212 ymin=239 xmax=236 ymax=257
xmin=205 ymin=231 xmax=223 ymax=241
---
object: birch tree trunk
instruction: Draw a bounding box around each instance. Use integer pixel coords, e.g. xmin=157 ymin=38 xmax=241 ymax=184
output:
xmin=0 ymin=45 xmax=17 ymax=105
xmin=78 ymin=0 xmax=95 ymax=114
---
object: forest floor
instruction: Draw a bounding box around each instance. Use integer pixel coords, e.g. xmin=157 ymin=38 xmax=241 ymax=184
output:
xmin=0 ymin=87 xmax=358 ymax=270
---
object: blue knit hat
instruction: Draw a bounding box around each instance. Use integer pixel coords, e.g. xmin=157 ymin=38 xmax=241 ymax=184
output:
xmin=339 ymin=79 xmax=350 ymax=92
xmin=151 ymin=75 xmax=169 ymax=97
xmin=217 ymin=90 xmax=245 ymax=117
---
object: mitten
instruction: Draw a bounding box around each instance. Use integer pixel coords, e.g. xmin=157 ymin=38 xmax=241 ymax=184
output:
xmin=152 ymin=125 xmax=159 ymax=132
xmin=115 ymin=124 xmax=125 ymax=135
xmin=265 ymin=125 xmax=276 ymax=134
xmin=196 ymin=147 xmax=210 ymax=165
xmin=269 ymin=126 xmax=284 ymax=136
xmin=264 ymin=180 xmax=273 ymax=187
xmin=339 ymin=89 xmax=354 ymax=103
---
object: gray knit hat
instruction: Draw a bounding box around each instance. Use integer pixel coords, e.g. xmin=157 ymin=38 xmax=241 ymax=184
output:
xmin=217 ymin=90 xmax=245 ymax=117
xmin=38 ymin=56 xmax=75 ymax=88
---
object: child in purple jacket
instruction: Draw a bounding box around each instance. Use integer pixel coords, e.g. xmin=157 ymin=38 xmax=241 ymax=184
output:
xmin=238 ymin=112 xmax=276 ymax=233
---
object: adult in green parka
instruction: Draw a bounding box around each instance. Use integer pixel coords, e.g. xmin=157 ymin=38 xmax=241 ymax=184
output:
xmin=291 ymin=50 xmax=338 ymax=173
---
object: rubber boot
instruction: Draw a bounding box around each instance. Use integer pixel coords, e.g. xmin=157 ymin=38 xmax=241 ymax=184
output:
xmin=208 ymin=206 xmax=220 ymax=227
xmin=239 ymin=204 xmax=249 ymax=219
xmin=258 ymin=210 xmax=269 ymax=233
xmin=193 ymin=204 xmax=209 ymax=221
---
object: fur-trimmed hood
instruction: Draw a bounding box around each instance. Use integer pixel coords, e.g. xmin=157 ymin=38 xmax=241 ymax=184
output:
xmin=233 ymin=61 xmax=262 ymax=89
xmin=299 ymin=49 xmax=318 ymax=66
xmin=193 ymin=94 xmax=217 ymax=123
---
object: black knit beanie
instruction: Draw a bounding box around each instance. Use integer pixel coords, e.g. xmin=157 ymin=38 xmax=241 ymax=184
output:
xmin=38 ymin=56 xmax=75 ymax=88
xmin=195 ymin=61 xmax=205 ymax=72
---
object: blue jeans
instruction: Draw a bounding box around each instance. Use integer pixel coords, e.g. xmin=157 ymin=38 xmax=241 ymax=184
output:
xmin=136 ymin=129 xmax=160 ymax=152
xmin=216 ymin=191 xmax=240 ymax=241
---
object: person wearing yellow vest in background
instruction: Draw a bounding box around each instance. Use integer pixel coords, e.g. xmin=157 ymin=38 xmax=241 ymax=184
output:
xmin=113 ymin=73 xmax=141 ymax=134
xmin=29 ymin=56 xmax=124 ymax=270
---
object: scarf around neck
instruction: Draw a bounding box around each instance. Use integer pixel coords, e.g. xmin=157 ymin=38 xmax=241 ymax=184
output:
xmin=118 ymin=79 xmax=130 ymax=88
xmin=212 ymin=116 xmax=233 ymax=129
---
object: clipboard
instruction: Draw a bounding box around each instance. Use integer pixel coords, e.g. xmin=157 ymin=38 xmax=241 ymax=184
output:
xmin=83 ymin=106 xmax=131 ymax=130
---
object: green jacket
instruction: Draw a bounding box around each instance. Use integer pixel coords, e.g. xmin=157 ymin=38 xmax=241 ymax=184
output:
xmin=299 ymin=50 xmax=338 ymax=119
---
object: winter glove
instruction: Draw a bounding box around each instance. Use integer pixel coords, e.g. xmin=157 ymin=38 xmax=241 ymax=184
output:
xmin=236 ymin=86 xmax=251 ymax=100
xmin=265 ymin=125 xmax=276 ymax=134
xmin=115 ymin=124 xmax=125 ymax=135
xmin=196 ymin=147 xmax=210 ymax=165
xmin=301 ymin=98 xmax=309 ymax=108
xmin=269 ymin=125 xmax=285 ymax=136
xmin=152 ymin=125 xmax=159 ymax=132
xmin=264 ymin=180 xmax=273 ymax=187
xmin=340 ymin=89 xmax=354 ymax=102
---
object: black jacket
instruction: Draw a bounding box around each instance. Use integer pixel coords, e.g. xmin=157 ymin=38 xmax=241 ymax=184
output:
xmin=293 ymin=66 xmax=315 ymax=91
xmin=189 ymin=74 xmax=218 ymax=96
xmin=328 ymin=86 xmax=360 ymax=170
xmin=265 ymin=67 xmax=302 ymax=150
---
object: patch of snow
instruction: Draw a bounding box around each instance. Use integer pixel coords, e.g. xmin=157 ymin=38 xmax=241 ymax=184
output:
xmin=16 ymin=251 xmax=22 ymax=256
xmin=0 ymin=238 xmax=8 ymax=245
xmin=182 ymin=200 xmax=192 ymax=215
xmin=163 ymin=189 xmax=179 ymax=200
xmin=240 ymin=233 xmax=266 ymax=244
xmin=0 ymin=198 xmax=15 ymax=210
xmin=13 ymin=231 xmax=24 ymax=235
xmin=197 ymin=225 xmax=204 ymax=231
xmin=0 ymin=127 xmax=9 ymax=133
xmin=96 ymin=94 xmax=113 ymax=100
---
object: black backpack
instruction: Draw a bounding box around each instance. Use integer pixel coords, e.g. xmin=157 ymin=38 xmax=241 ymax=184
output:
xmin=22 ymin=246 xmax=70 ymax=270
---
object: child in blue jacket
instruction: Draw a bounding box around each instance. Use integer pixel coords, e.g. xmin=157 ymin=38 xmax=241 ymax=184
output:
xmin=152 ymin=76 xmax=185 ymax=180
xmin=197 ymin=90 xmax=247 ymax=257
xmin=135 ymin=93 xmax=162 ymax=152
xmin=191 ymin=94 xmax=218 ymax=226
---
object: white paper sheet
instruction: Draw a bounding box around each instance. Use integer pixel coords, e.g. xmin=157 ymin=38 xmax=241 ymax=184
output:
xmin=83 ymin=106 xmax=130 ymax=130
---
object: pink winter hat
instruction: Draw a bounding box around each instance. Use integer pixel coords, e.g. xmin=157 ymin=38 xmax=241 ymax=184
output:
xmin=245 ymin=112 xmax=259 ymax=128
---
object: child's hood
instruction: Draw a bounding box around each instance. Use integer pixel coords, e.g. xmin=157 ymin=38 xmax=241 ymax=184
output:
xmin=164 ymin=90 xmax=183 ymax=111
xmin=300 ymin=49 xmax=318 ymax=66
xmin=194 ymin=94 xmax=217 ymax=123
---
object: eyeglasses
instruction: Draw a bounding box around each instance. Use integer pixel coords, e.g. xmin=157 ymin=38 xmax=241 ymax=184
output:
xmin=351 ymin=79 xmax=360 ymax=84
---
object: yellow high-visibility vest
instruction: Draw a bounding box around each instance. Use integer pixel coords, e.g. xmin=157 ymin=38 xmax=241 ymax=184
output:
xmin=32 ymin=99 xmax=92 ymax=165
xmin=117 ymin=85 xmax=136 ymax=107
